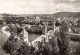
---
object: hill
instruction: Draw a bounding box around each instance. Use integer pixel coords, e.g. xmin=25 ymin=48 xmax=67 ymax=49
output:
xmin=52 ymin=12 xmax=80 ymax=18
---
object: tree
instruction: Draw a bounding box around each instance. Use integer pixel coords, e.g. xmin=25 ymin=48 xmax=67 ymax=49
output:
xmin=2 ymin=34 xmax=15 ymax=54
xmin=2 ymin=33 xmax=30 ymax=55
xmin=70 ymin=35 xmax=80 ymax=42
xmin=57 ymin=19 xmax=70 ymax=55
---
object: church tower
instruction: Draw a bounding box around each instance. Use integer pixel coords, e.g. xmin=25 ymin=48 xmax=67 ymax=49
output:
xmin=20 ymin=28 xmax=29 ymax=43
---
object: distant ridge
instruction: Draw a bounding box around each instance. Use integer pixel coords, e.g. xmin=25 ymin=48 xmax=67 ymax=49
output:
xmin=52 ymin=12 xmax=80 ymax=18
xmin=0 ymin=13 xmax=52 ymax=17
xmin=0 ymin=12 xmax=80 ymax=18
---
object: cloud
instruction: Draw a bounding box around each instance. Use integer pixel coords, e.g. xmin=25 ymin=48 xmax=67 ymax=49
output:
xmin=53 ymin=0 xmax=80 ymax=3
xmin=0 ymin=0 xmax=80 ymax=14
xmin=56 ymin=3 xmax=76 ymax=12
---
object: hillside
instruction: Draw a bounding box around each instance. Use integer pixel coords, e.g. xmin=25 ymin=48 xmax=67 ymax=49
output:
xmin=52 ymin=12 xmax=80 ymax=18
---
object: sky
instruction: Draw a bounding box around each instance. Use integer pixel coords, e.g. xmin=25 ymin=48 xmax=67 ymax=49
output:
xmin=0 ymin=0 xmax=80 ymax=14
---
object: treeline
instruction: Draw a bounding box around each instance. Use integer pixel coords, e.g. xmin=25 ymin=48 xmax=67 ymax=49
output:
xmin=25 ymin=26 xmax=43 ymax=35
xmin=70 ymin=35 xmax=80 ymax=42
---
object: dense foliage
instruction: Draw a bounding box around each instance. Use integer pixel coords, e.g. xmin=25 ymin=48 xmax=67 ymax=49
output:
xmin=57 ymin=20 xmax=70 ymax=55
xmin=70 ymin=35 xmax=80 ymax=42
xmin=25 ymin=25 xmax=43 ymax=34
xmin=2 ymin=34 xmax=29 ymax=55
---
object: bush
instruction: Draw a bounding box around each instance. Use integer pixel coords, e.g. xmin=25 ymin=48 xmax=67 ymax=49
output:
xmin=25 ymin=25 xmax=43 ymax=34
